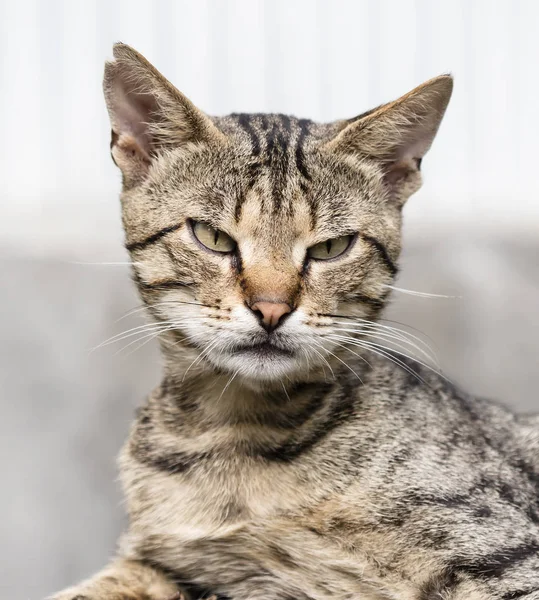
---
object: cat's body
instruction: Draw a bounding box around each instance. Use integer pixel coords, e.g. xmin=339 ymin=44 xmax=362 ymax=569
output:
xmin=116 ymin=357 xmax=539 ymax=600
xmin=50 ymin=45 xmax=539 ymax=600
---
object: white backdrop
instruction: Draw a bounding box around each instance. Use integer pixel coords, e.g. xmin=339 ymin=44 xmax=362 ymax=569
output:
xmin=1 ymin=0 xmax=538 ymax=256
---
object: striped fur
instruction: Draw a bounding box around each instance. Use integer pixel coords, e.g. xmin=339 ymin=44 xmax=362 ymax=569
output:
xmin=49 ymin=44 xmax=539 ymax=600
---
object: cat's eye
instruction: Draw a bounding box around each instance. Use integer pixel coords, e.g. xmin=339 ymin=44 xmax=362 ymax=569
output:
xmin=192 ymin=221 xmax=236 ymax=254
xmin=307 ymin=235 xmax=354 ymax=261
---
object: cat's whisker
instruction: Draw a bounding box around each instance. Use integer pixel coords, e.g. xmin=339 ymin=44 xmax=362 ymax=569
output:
xmin=329 ymin=339 xmax=372 ymax=370
xmin=299 ymin=345 xmax=319 ymax=380
xmin=329 ymin=326 xmax=439 ymax=368
xmin=119 ymin=330 xmax=173 ymax=358
xmin=91 ymin=321 xmax=182 ymax=351
xmin=329 ymin=333 xmax=437 ymax=374
xmin=115 ymin=319 xmax=206 ymax=357
xmin=307 ymin=344 xmax=336 ymax=380
xmin=328 ymin=314 xmax=431 ymax=347
xmin=384 ymin=284 xmax=462 ymax=299
xmin=327 ymin=315 xmax=439 ymax=364
xmin=115 ymin=324 xmax=184 ymax=356
xmin=328 ymin=313 xmax=439 ymax=353
xmin=182 ymin=338 xmax=222 ymax=381
xmin=116 ymin=302 xmax=180 ymax=322
xmin=217 ymin=370 xmax=240 ymax=403
xmin=117 ymin=300 xmax=207 ymax=322
xmin=328 ymin=324 xmax=438 ymax=369
xmin=327 ymin=334 xmax=448 ymax=385
xmin=281 ymin=382 xmax=292 ymax=403
xmin=310 ymin=339 xmax=362 ymax=382
xmin=331 ymin=323 xmax=436 ymax=362
xmin=327 ymin=335 xmax=428 ymax=386
xmin=121 ymin=321 xmax=211 ymax=359
xmin=93 ymin=317 xmax=204 ymax=353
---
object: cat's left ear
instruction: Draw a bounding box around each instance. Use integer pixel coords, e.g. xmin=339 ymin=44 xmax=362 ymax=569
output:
xmin=324 ymin=75 xmax=453 ymax=204
xmin=103 ymin=43 xmax=225 ymax=188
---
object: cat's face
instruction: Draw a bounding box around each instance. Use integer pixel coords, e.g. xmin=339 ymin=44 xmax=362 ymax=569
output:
xmin=104 ymin=44 xmax=452 ymax=383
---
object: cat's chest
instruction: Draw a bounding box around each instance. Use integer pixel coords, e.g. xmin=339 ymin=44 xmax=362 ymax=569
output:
xmin=124 ymin=466 xmax=389 ymax=600
xmin=125 ymin=454 xmax=313 ymax=543
xmin=121 ymin=450 xmax=402 ymax=600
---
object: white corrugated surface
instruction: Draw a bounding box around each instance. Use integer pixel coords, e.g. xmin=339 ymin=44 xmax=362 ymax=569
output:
xmin=1 ymin=0 xmax=538 ymax=253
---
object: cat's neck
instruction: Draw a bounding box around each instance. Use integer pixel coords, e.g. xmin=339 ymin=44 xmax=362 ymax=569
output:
xmin=153 ymin=330 xmax=370 ymax=433
xmin=154 ymin=343 xmax=333 ymax=432
xmin=161 ymin=366 xmax=321 ymax=427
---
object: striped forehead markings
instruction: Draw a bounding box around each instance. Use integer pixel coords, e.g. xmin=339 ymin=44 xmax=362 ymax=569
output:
xmin=236 ymin=113 xmax=261 ymax=156
xmin=295 ymin=119 xmax=312 ymax=182
xmin=232 ymin=113 xmax=314 ymax=221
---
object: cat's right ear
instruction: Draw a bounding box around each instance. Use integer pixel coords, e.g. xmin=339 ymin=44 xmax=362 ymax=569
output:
xmin=103 ymin=43 xmax=224 ymax=188
xmin=323 ymin=75 xmax=453 ymax=205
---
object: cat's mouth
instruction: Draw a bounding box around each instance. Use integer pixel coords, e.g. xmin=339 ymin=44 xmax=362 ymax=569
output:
xmin=231 ymin=340 xmax=294 ymax=358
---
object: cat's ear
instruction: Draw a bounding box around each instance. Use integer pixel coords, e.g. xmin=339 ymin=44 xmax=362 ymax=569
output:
xmin=103 ymin=43 xmax=224 ymax=187
xmin=324 ymin=75 xmax=453 ymax=204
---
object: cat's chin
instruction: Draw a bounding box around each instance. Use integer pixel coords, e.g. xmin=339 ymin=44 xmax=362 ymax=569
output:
xmin=207 ymin=343 xmax=303 ymax=382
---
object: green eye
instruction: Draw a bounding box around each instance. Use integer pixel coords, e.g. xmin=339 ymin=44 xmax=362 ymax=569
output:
xmin=192 ymin=221 xmax=236 ymax=254
xmin=307 ymin=235 xmax=353 ymax=261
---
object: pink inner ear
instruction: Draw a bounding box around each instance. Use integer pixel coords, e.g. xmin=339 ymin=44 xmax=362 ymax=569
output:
xmin=110 ymin=75 xmax=156 ymax=158
xmin=390 ymin=120 xmax=438 ymax=163
xmin=384 ymin=159 xmax=417 ymax=186
xmin=116 ymin=133 xmax=151 ymax=163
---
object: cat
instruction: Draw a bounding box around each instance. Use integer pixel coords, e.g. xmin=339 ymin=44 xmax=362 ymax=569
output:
xmin=50 ymin=43 xmax=539 ymax=600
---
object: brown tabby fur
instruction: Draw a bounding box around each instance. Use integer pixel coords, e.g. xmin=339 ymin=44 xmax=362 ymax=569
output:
xmin=50 ymin=44 xmax=539 ymax=600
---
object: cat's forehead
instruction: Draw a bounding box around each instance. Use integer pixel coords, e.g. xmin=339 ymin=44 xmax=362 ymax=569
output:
xmin=215 ymin=113 xmax=334 ymax=150
xmin=166 ymin=113 xmax=373 ymax=229
xmin=140 ymin=112 xmax=382 ymax=249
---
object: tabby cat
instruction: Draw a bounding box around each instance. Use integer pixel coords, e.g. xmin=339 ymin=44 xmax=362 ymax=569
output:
xmin=50 ymin=44 xmax=539 ymax=600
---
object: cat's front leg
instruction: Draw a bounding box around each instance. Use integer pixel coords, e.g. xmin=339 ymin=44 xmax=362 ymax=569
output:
xmin=48 ymin=558 xmax=183 ymax=600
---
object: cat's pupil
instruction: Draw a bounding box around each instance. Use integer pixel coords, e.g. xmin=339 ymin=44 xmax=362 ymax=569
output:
xmin=214 ymin=230 xmax=219 ymax=245
xmin=326 ymin=240 xmax=332 ymax=254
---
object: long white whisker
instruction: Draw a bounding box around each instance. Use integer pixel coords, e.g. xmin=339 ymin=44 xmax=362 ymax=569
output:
xmin=328 ymin=339 xmax=372 ymax=370
xmin=116 ymin=300 xmax=206 ymax=322
xmin=384 ymin=284 xmax=461 ymax=299
xmin=115 ymin=325 xmax=181 ymax=356
xmin=91 ymin=321 xmax=182 ymax=351
xmin=329 ymin=334 xmax=436 ymax=373
xmin=332 ymin=323 xmax=435 ymax=357
xmin=217 ymin=370 xmax=239 ymax=403
xmin=328 ymin=335 xmax=429 ymax=385
xmin=182 ymin=338 xmax=222 ymax=381
xmin=327 ymin=334 xmax=447 ymax=384
xmin=311 ymin=339 xmax=363 ymax=382
xmin=92 ymin=315 xmax=205 ymax=353
xmin=117 ymin=302 xmax=185 ymax=322
xmin=281 ymin=382 xmax=292 ymax=403
xmin=308 ymin=344 xmax=335 ymax=380
xmin=330 ymin=326 xmax=439 ymax=368
xmin=330 ymin=317 xmax=439 ymax=364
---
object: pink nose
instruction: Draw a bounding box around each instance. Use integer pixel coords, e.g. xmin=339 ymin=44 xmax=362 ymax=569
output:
xmin=250 ymin=301 xmax=292 ymax=332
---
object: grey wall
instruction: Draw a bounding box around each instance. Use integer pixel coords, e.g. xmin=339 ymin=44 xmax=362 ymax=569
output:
xmin=1 ymin=1 xmax=539 ymax=599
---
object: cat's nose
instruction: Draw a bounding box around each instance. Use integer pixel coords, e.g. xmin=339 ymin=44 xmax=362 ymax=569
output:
xmin=249 ymin=301 xmax=292 ymax=333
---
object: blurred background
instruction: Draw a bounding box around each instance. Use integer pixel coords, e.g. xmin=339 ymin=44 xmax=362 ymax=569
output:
xmin=1 ymin=1 xmax=538 ymax=598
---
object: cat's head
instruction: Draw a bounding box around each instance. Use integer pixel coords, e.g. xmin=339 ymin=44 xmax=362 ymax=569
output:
xmin=104 ymin=43 xmax=452 ymax=384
